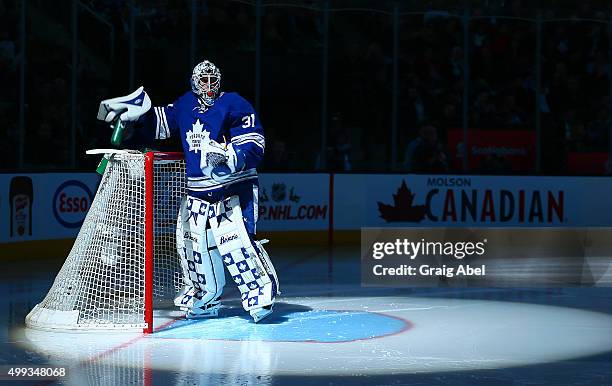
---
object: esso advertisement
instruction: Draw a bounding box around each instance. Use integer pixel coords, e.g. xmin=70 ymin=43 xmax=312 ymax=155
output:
xmin=0 ymin=173 xmax=100 ymax=243
xmin=53 ymin=180 xmax=95 ymax=228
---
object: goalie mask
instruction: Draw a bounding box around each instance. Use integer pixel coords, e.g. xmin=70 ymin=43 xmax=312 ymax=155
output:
xmin=191 ymin=60 xmax=221 ymax=106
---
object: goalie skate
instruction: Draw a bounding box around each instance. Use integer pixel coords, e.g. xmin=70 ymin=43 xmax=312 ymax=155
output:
xmin=186 ymin=299 xmax=222 ymax=319
xmin=250 ymin=305 xmax=273 ymax=323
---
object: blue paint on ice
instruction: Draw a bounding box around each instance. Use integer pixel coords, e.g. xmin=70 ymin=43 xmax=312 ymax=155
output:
xmin=153 ymin=310 xmax=408 ymax=343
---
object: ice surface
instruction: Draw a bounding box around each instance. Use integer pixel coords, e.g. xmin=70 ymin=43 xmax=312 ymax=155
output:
xmin=2 ymin=246 xmax=612 ymax=385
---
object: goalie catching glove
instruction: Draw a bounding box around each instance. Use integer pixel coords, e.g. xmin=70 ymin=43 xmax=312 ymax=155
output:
xmin=201 ymin=139 xmax=246 ymax=182
xmin=97 ymin=86 xmax=152 ymax=125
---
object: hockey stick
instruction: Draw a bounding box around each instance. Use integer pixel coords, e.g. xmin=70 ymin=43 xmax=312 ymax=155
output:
xmin=95 ymin=118 xmax=125 ymax=175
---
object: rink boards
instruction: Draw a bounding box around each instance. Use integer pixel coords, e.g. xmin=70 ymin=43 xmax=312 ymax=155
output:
xmin=1 ymin=172 xmax=612 ymax=258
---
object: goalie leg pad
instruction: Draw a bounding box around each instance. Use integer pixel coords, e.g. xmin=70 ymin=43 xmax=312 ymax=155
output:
xmin=191 ymin=228 xmax=226 ymax=309
xmin=175 ymin=196 xmax=226 ymax=309
xmin=208 ymin=195 xmax=278 ymax=311
xmin=175 ymin=198 xmax=191 ymax=281
xmin=253 ymin=240 xmax=280 ymax=297
xmin=175 ymin=286 xmax=203 ymax=310
xmin=175 ymin=198 xmax=201 ymax=308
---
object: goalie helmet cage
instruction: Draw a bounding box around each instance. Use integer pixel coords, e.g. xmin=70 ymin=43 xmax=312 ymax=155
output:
xmin=26 ymin=151 xmax=186 ymax=333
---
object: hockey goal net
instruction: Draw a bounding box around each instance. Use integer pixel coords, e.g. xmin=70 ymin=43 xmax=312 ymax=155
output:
xmin=26 ymin=151 xmax=185 ymax=333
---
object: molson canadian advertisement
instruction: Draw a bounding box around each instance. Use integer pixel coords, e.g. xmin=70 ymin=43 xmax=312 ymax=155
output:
xmin=334 ymin=174 xmax=612 ymax=228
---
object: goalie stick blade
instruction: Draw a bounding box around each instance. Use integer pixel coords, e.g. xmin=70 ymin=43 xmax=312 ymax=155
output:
xmin=96 ymin=156 xmax=109 ymax=175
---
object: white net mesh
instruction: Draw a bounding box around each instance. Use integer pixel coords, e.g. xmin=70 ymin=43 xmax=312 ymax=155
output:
xmin=26 ymin=152 xmax=186 ymax=331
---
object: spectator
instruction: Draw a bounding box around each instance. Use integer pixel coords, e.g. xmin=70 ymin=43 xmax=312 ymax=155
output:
xmin=324 ymin=114 xmax=352 ymax=171
xmin=263 ymin=139 xmax=294 ymax=172
xmin=403 ymin=125 xmax=448 ymax=173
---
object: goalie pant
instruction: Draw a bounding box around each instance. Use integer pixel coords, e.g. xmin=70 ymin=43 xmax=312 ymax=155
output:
xmin=176 ymin=183 xmax=279 ymax=313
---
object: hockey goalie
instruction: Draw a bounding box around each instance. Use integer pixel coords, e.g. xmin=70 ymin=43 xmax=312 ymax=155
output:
xmin=97 ymin=60 xmax=279 ymax=322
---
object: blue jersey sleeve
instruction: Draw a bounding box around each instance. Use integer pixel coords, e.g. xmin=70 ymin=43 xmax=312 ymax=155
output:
xmin=134 ymin=96 xmax=182 ymax=142
xmin=226 ymin=94 xmax=265 ymax=170
xmin=151 ymin=104 xmax=179 ymax=140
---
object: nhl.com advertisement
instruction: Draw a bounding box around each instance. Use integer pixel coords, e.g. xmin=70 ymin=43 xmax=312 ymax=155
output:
xmin=256 ymin=174 xmax=329 ymax=231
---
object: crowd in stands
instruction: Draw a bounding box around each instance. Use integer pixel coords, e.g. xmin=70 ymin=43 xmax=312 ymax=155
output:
xmin=0 ymin=0 xmax=19 ymax=169
xmin=1 ymin=0 xmax=610 ymax=175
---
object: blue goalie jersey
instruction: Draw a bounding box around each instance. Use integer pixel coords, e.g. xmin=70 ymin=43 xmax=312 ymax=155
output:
xmin=141 ymin=91 xmax=264 ymax=197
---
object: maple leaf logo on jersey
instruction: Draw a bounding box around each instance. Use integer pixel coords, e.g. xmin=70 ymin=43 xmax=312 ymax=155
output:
xmin=186 ymin=119 xmax=210 ymax=153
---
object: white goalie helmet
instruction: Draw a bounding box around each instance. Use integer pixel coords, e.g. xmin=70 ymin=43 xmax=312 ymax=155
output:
xmin=191 ymin=60 xmax=221 ymax=106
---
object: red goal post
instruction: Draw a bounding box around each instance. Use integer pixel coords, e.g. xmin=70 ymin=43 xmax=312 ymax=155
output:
xmin=144 ymin=151 xmax=183 ymax=333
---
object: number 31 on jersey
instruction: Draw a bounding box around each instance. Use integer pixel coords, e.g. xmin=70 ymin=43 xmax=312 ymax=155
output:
xmin=241 ymin=114 xmax=256 ymax=128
